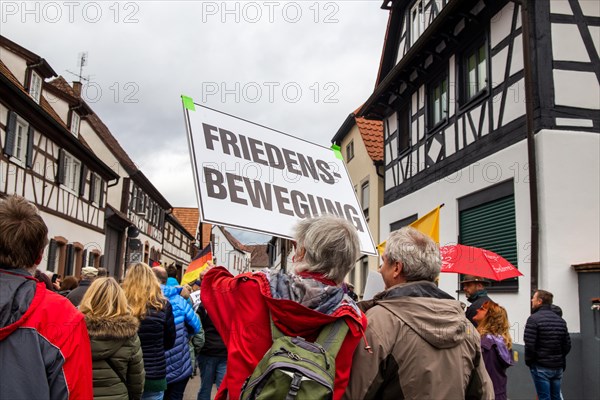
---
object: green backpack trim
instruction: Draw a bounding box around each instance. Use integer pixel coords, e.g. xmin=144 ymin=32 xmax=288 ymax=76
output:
xmin=239 ymin=315 xmax=349 ymax=400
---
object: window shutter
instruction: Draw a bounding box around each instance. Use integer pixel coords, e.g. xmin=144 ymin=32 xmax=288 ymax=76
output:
xmin=459 ymin=195 xmax=518 ymax=288
xmin=82 ymin=249 xmax=87 ymax=267
xmin=99 ymin=180 xmax=105 ymax=207
xmin=25 ymin=126 xmax=34 ymax=168
xmin=89 ymin=174 xmax=96 ymax=201
xmin=57 ymin=149 xmax=66 ymax=184
xmin=79 ymin=164 xmax=88 ymax=196
xmin=47 ymin=239 xmax=57 ymax=272
xmin=4 ymin=111 xmax=17 ymax=157
xmin=65 ymin=244 xmax=74 ymax=276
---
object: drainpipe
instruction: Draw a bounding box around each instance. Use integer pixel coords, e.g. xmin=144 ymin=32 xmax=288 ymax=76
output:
xmin=521 ymin=0 xmax=540 ymax=293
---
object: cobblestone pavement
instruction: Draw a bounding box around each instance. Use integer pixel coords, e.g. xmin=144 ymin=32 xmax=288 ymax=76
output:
xmin=183 ymin=373 xmax=217 ymax=400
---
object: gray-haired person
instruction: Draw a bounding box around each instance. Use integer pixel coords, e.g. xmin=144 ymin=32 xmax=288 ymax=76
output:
xmin=199 ymin=215 xmax=368 ymax=400
xmin=344 ymin=227 xmax=494 ymax=400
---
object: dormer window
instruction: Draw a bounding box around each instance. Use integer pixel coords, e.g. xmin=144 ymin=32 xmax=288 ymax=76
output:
xmin=29 ymin=71 xmax=42 ymax=103
xmin=70 ymin=111 xmax=81 ymax=137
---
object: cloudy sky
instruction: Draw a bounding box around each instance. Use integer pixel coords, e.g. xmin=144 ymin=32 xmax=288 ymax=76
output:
xmin=2 ymin=1 xmax=389 ymax=243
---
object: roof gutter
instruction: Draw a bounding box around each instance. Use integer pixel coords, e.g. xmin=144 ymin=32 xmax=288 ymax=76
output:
xmin=331 ymin=113 xmax=356 ymax=144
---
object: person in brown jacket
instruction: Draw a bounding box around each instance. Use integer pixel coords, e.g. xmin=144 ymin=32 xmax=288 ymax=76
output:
xmin=344 ymin=227 xmax=494 ymax=400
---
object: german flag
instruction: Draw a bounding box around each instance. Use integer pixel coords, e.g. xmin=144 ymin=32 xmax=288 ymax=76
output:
xmin=182 ymin=243 xmax=212 ymax=285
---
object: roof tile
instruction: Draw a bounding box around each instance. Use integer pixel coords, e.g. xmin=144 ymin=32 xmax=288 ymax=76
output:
xmin=355 ymin=116 xmax=384 ymax=162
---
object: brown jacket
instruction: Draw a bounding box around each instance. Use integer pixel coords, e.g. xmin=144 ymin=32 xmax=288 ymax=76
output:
xmin=344 ymin=281 xmax=494 ymax=400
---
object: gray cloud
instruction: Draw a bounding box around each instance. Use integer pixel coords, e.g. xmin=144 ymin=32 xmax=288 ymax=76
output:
xmin=3 ymin=0 xmax=387 ymax=239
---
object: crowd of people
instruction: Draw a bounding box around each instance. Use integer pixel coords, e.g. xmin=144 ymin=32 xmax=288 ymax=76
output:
xmin=0 ymin=194 xmax=572 ymax=400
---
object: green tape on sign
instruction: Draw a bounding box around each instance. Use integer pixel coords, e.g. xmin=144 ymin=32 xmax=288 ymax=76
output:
xmin=181 ymin=95 xmax=196 ymax=111
xmin=331 ymin=144 xmax=343 ymax=160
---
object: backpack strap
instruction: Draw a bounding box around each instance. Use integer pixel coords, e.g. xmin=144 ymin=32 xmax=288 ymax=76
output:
xmin=315 ymin=318 xmax=349 ymax=358
xmin=270 ymin=314 xmax=350 ymax=359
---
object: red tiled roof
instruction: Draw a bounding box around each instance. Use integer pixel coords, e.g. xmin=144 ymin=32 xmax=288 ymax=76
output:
xmin=355 ymin=117 xmax=384 ymax=162
xmin=48 ymin=76 xmax=78 ymax=99
xmin=220 ymin=226 xmax=249 ymax=253
xmin=0 ymin=60 xmax=67 ymax=130
xmin=246 ymin=244 xmax=269 ymax=268
xmin=172 ymin=207 xmax=199 ymax=237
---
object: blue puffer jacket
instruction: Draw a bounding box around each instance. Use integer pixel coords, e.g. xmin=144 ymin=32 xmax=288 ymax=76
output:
xmin=161 ymin=285 xmax=201 ymax=383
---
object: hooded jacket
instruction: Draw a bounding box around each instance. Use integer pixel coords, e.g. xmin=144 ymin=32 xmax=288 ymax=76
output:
xmin=86 ymin=314 xmax=145 ymax=400
xmin=0 ymin=269 xmax=93 ymax=399
xmin=200 ymin=267 xmax=368 ymax=400
xmin=344 ymin=281 xmax=494 ymax=400
xmin=481 ymin=334 xmax=513 ymax=400
xmin=161 ymin=284 xmax=201 ymax=383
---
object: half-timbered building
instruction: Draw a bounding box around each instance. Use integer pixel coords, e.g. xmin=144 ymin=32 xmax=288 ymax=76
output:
xmin=359 ymin=1 xmax=599 ymax=396
xmin=213 ymin=226 xmax=251 ymax=275
xmin=331 ymin=110 xmax=384 ymax=298
xmin=162 ymin=212 xmax=194 ymax=279
xmin=0 ymin=35 xmax=119 ymax=277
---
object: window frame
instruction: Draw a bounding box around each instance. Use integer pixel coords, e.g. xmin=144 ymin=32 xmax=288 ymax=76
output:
xmin=361 ymin=180 xmax=370 ymax=220
xmin=12 ymin=117 xmax=29 ymax=163
xmin=428 ymin=72 xmax=449 ymax=131
xmin=397 ymin=104 xmax=411 ymax=156
xmin=410 ymin=0 xmax=425 ymax=45
xmin=458 ymin=180 xmax=519 ymax=292
xmin=69 ymin=111 xmax=81 ymax=137
xmin=461 ymin=39 xmax=489 ymax=105
xmin=62 ymin=152 xmax=82 ymax=193
xmin=346 ymin=140 xmax=354 ymax=161
xmin=91 ymin=173 xmax=102 ymax=204
xmin=29 ymin=71 xmax=42 ymax=104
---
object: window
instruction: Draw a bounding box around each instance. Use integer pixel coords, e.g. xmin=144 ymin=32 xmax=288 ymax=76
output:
xmin=62 ymin=152 xmax=82 ymax=192
xmin=90 ymin=173 xmax=102 ymax=204
xmin=410 ymin=0 xmax=425 ymax=45
xmin=360 ymin=256 xmax=369 ymax=295
xmin=346 ymin=140 xmax=354 ymax=161
xmin=13 ymin=118 xmax=28 ymax=162
xmin=429 ymin=74 xmax=448 ymax=128
xmin=70 ymin=112 xmax=80 ymax=137
xmin=361 ymin=181 xmax=370 ymax=219
xmin=398 ymin=105 xmax=410 ymax=154
xmin=464 ymin=42 xmax=488 ymax=101
xmin=390 ymin=213 xmax=418 ymax=232
xmin=29 ymin=71 xmax=42 ymax=103
xmin=458 ymin=180 xmax=518 ymax=291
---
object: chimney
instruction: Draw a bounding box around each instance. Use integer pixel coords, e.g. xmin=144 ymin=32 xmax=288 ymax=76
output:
xmin=73 ymin=81 xmax=82 ymax=96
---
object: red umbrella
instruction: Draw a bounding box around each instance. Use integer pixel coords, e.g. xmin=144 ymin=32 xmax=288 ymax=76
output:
xmin=439 ymin=244 xmax=523 ymax=281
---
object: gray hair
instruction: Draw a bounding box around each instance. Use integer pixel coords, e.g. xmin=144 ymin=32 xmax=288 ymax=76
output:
xmin=384 ymin=227 xmax=440 ymax=282
xmin=293 ymin=215 xmax=360 ymax=284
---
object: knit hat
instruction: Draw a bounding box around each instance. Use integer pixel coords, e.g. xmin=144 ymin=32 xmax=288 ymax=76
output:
xmin=81 ymin=266 xmax=99 ymax=278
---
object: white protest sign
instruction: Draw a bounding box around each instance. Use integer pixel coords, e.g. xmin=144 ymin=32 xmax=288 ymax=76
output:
xmin=183 ymin=99 xmax=377 ymax=255
xmin=362 ymin=271 xmax=385 ymax=300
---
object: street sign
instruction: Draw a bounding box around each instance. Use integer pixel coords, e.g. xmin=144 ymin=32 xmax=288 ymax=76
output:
xmin=182 ymin=98 xmax=377 ymax=256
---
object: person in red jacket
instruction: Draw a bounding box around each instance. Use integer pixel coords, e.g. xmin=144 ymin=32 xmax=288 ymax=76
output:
xmin=0 ymin=195 xmax=93 ymax=399
xmin=201 ymin=215 xmax=368 ymax=400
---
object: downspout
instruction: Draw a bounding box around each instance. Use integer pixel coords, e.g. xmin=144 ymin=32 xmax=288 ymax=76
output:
xmin=374 ymin=160 xmax=385 ymax=179
xmin=520 ymin=0 xmax=540 ymax=293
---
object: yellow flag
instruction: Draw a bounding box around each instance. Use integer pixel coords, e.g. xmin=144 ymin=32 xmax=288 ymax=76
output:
xmin=377 ymin=205 xmax=442 ymax=254
xmin=409 ymin=206 xmax=441 ymax=244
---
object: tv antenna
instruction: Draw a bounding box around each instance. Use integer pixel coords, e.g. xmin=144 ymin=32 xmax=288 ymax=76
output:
xmin=66 ymin=52 xmax=90 ymax=82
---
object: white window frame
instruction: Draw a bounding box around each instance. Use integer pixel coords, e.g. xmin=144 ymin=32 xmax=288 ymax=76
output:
xmin=29 ymin=71 xmax=42 ymax=103
xmin=361 ymin=180 xmax=370 ymax=219
xmin=12 ymin=117 xmax=29 ymax=163
xmin=92 ymin=173 xmax=102 ymax=204
xmin=63 ymin=152 xmax=81 ymax=193
xmin=465 ymin=42 xmax=488 ymax=101
xmin=70 ymin=112 xmax=81 ymax=137
xmin=410 ymin=0 xmax=425 ymax=45
xmin=429 ymin=75 xmax=449 ymax=128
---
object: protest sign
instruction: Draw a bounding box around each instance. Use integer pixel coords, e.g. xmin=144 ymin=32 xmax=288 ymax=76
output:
xmin=182 ymin=97 xmax=377 ymax=255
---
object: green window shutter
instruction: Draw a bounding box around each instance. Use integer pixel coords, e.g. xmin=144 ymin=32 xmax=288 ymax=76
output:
xmin=459 ymin=195 xmax=518 ymax=289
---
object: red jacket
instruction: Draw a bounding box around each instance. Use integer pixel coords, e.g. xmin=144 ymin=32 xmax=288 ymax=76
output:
xmin=201 ymin=267 xmax=368 ymax=400
xmin=0 ymin=269 xmax=93 ymax=399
